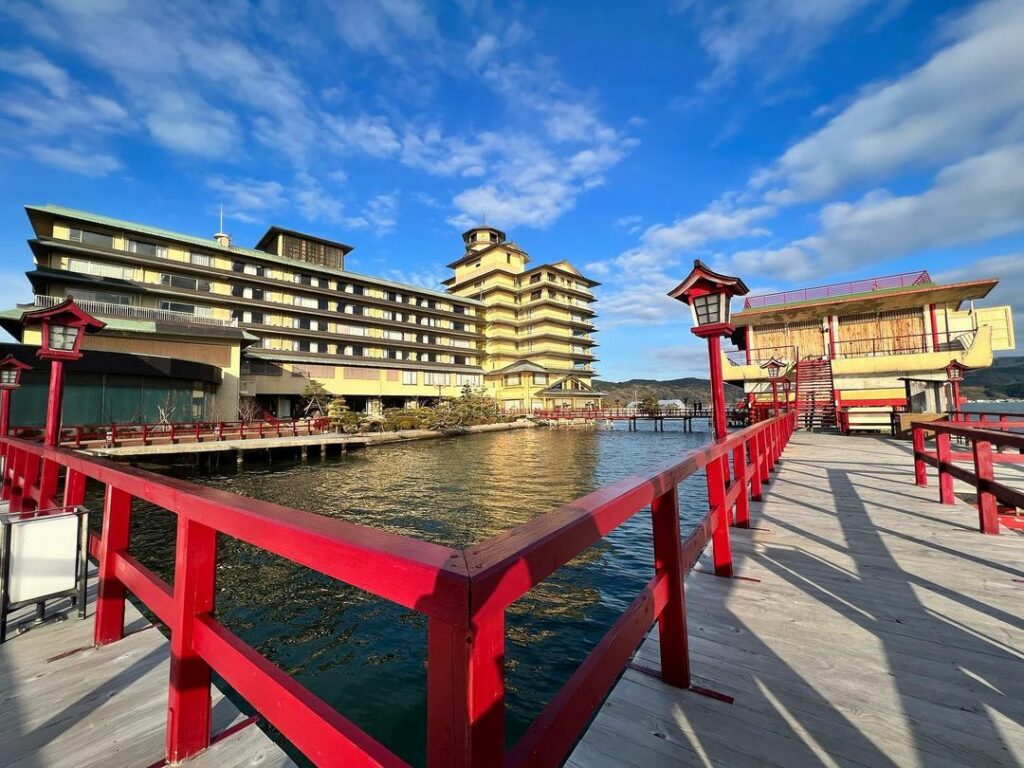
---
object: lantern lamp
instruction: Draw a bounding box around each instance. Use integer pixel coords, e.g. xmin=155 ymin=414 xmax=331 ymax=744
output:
xmin=0 ymin=355 xmax=31 ymax=389
xmin=945 ymin=360 xmax=967 ymax=382
xmin=21 ymin=298 xmax=105 ymax=362
xmin=761 ymin=357 xmax=786 ymax=381
xmin=668 ymin=260 xmax=749 ymax=337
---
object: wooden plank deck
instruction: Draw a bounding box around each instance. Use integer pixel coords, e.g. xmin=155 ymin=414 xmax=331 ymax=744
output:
xmin=570 ymin=432 xmax=1024 ymax=768
xmin=0 ymin=581 xmax=294 ymax=767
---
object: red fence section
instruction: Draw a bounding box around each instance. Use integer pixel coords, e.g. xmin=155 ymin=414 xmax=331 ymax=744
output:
xmin=10 ymin=417 xmax=329 ymax=448
xmin=743 ymin=270 xmax=931 ymax=309
xmin=0 ymin=412 xmax=796 ymax=767
xmin=912 ymin=419 xmax=1024 ymax=534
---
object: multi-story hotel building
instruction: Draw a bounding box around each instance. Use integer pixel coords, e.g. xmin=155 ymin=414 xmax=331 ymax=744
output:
xmin=0 ymin=207 xmax=601 ymax=424
xmin=444 ymin=226 xmax=602 ymax=412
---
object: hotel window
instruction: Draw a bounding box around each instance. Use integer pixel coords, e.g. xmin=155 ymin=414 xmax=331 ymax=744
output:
xmin=421 ymin=352 xmax=436 ymax=363
xmin=160 ymin=273 xmax=211 ymax=291
xmin=381 ymin=310 xmax=394 ymax=321
xmin=473 ymin=280 xmax=483 ymax=288
xmin=452 ymin=338 xmax=471 ymax=348
xmin=453 ymin=305 xmax=467 ymax=315
xmin=343 ymin=345 xmax=365 ymax=357
xmin=159 ymin=299 xmax=210 ymax=316
xmin=424 ymin=372 xmax=449 ymax=386
xmin=402 ymin=371 xmax=417 ymax=385
xmin=387 ymin=291 xmax=401 ymax=302
xmin=452 ymin=321 xmax=467 ymax=332
xmin=419 ymin=333 xmax=437 ymax=345
xmin=530 ymin=290 xmax=542 ymax=300
xmin=533 ymin=373 xmax=548 ymax=385
xmin=384 ymin=349 xmax=405 ymax=360
xmin=456 ymin=373 xmax=481 ymax=387
xmin=419 ymin=298 xmax=437 ymax=309
xmin=294 ymin=273 xmax=315 ymax=286
xmin=68 ymin=228 xmax=115 ymax=249
xmin=67 ymin=258 xmax=135 ymax=280
xmin=530 ymin=274 xmax=541 ymax=284
xmin=232 ymin=286 xmax=264 ymax=300
xmin=232 ymin=310 xmax=265 ymax=324
xmin=342 ymin=304 xmax=364 ymax=316
xmin=233 ymin=261 xmax=265 ymax=277
xmin=474 ymin=261 xmax=481 ymax=268
xmin=190 ymin=252 xmax=214 ymax=267
xmin=452 ymin=355 xmax=468 ymax=365
xmin=573 ymin=361 xmax=587 ymax=370
xmin=338 ymin=324 xmax=365 ymax=336
xmin=293 ymin=296 xmax=318 ymax=309
xmin=505 ymin=374 xmax=521 ymax=386
xmin=67 ymin=288 xmax=134 ymax=306
xmin=128 ymin=239 xmax=168 ymax=258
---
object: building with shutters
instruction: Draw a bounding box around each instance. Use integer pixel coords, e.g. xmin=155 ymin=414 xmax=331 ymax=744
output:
xmin=721 ymin=271 xmax=1015 ymax=433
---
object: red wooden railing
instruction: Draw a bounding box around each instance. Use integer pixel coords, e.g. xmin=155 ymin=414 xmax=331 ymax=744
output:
xmin=912 ymin=420 xmax=1024 ymax=534
xmin=0 ymin=411 xmax=796 ymax=767
xmin=10 ymin=417 xmax=329 ymax=448
xmin=743 ymin=270 xmax=931 ymax=309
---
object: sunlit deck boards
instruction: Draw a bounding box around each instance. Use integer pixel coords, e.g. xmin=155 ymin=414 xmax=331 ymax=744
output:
xmin=0 ymin=586 xmax=293 ymax=768
xmin=570 ymin=431 xmax=1024 ymax=768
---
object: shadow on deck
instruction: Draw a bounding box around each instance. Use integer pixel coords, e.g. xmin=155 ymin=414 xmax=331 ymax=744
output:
xmin=570 ymin=432 xmax=1024 ymax=767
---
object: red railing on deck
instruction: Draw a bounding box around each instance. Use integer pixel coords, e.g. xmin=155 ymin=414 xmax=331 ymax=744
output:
xmin=0 ymin=412 xmax=796 ymax=768
xmin=743 ymin=271 xmax=931 ymax=309
xmin=912 ymin=419 xmax=1024 ymax=534
xmin=9 ymin=417 xmax=329 ymax=448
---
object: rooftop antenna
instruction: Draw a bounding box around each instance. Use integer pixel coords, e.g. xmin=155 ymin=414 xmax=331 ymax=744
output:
xmin=214 ymin=202 xmax=231 ymax=247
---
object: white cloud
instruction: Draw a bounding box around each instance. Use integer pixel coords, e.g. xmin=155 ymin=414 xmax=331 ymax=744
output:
xmin=206 ymin=177 xmax=287 ymax=223
xmin=731 ymin=144 xmax=1024 ymax=281
xmin=676 ymin=0 xmax=897 ymax=90
xmin=329 ymin=115 xmax=402 ymax=157
xmin=614 ymin=215 xmax=643 ymax=234
xmin=328 ymin=0 xmax=439 ymax=56
xmin=145 ymin=94 xmax=238 ymax=157
xmin=27 ymin=145 xmax=120 ymax=176
xmin=936 ymin=253 xmax=1024 ymax=347
xmin=0 ymin=47 xmax=71 ymax=97
xmin=753 ymin=0 xmax=1024 ymax=202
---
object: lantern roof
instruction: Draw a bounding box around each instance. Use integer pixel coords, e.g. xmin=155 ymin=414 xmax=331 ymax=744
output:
xmin=0 ymin=354 xmax=32 ymax=373
xmin=760 ymin=357 xmax=787 ymax=370
xmin=668 ymin=259 xmax=750 ymax=305
xmin=19 ymin=298 xmax=106 ymax=333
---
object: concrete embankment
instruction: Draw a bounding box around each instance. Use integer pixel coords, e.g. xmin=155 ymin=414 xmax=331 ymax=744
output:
xmin=86 ymin=419 xmax=539 ymax=461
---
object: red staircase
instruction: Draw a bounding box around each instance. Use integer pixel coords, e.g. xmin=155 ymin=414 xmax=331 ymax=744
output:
xmin=795 ymin=358 xmax=837 ymax=431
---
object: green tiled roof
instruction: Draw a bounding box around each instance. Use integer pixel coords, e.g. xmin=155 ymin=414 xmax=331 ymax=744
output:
xmin=0 ymin=306 xmax=156 ymax=332
xmin=26 ymin=204 xmax=483 ymax=306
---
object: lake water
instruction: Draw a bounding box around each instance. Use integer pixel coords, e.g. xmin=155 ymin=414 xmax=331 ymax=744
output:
xmin=117 ymin=421 xmax=716 ymax=765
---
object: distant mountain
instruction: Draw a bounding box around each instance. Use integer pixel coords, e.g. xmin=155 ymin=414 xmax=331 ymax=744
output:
xmin=595 ymin=377 xmax=744 ymax=406
xmin=962 ymin=356 xmax=1024 ymax=400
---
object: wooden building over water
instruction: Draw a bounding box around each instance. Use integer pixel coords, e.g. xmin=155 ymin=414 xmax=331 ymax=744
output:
xmin=723 ymin=271 xmax=1015 ymax=432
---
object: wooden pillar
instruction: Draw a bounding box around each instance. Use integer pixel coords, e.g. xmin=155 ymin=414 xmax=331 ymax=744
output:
xmin=651 ymin=486 xmax=689 ymax=686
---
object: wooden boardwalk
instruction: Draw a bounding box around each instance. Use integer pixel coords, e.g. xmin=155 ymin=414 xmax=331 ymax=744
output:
xmin=0 ymin=582 xmax=294 ymax=767
xmin=570 ymin=432 xmax=1024 ymax=768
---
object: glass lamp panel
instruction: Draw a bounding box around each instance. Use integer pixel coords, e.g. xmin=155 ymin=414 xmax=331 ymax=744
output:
xmin=48 ymin=325 xmax=80 ymax=352
xmin=1 ymin=370 xmax=15 ymax=385
xmin=692 ymin=293 xmax=720 ymax=325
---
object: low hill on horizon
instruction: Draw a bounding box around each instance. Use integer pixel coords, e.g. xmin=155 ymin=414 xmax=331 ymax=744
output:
xmin=595 ymin=377 xmax=744 ymax=406
xmin=963 ymin=355 xmax=1024 ymax=400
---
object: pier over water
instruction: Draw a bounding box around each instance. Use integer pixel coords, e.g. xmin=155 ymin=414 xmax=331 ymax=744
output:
xmin=1 ymin=415 xmax=1022 ymax=767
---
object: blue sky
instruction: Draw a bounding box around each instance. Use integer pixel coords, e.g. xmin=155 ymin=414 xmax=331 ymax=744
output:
xmin=0 ymin=0 xmax=1022 ymax=380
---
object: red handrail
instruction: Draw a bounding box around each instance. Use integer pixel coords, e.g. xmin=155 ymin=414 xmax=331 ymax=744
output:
xmin=912 ymin=420 xmax=1024 ymax=534
xmin=743 ymin=270 xmax=931 ymax=309
xmin=0 ymin=412 xmax=797 ymax=767
xmin=8 ymin=417 xmax=329 ymax=447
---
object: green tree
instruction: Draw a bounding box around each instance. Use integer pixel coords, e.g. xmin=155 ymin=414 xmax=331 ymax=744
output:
xmin=639 ymin=395 xmax=661 ymax=416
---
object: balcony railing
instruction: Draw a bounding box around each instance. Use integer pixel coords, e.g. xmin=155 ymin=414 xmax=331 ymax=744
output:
xmin=725 ymin=330 xmax=974 ymax=366
xmin=743 ymin=271 xmax=932 ymax=310
xmin=33 ymin=295 xmax=236 ymax=327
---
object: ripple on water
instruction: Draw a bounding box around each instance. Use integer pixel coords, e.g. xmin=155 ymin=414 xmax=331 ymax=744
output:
xmin=112 ymin=422 xmax=713 ymax=766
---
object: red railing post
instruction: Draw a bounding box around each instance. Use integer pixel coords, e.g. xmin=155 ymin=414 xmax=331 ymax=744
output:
xmin=913 ymin=426 xmax=928 ymax=486
xmin=110 ymin=423 xmax=118 ymax=446
xmin=733 ymin=443 xmax=750 ymax=527
xmin=94 ymin=486 xmax=132 ymax=645
xmin=217 ymin=421 xmax=224 ymax=440
xmin=651 ymin=485 xmax=690 ymax=686
xmin=38 ymin=457 xmax=60 ymax=509
xmin=936 ymin=432 xmax=955 ymax=505
xmin=142 ymin=423 xmax=149 ymax=445
xmin=758 ymin=429 xmax=770 ymax=486
xmin=75 ymin=426 xmax=83 ymax=448
xmin=750 ymin=432 xmax=763 ymax=501
xmin=194 ymin=423 xmax=201 ymax=442
xmin=707 ymin=454 xmax=733 ymax=578
xmin=971 ymin=439 xmax=1000 ymax=535
xmin=166 ymin=516 xmax=217 ymax=762
xmin=427 ymin=611 xmax=505 ymax=768
xmin=170 ymin=423 xmax=177 ymax=443
xmin=63 ymin=467 xmax=86 ymax=507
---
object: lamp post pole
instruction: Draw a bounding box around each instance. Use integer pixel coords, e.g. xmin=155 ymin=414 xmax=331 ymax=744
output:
xmin=770 ymin=380 xmax=779 ymax=417
xmin=706 ymin=334 xmax=728 ymax=440
xmin=43 ymin=358 xmax=66 ymax=447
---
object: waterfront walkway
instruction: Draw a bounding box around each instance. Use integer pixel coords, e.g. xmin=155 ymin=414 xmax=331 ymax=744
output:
xmin=0 ymin=582 xmax=293 ymax=767
xmin=571 ymin=431 xmax=1024 ymax=767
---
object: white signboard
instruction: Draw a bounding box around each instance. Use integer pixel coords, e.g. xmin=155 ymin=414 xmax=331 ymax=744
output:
xmin=8 ymin=514 xmax=79 ymax=603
